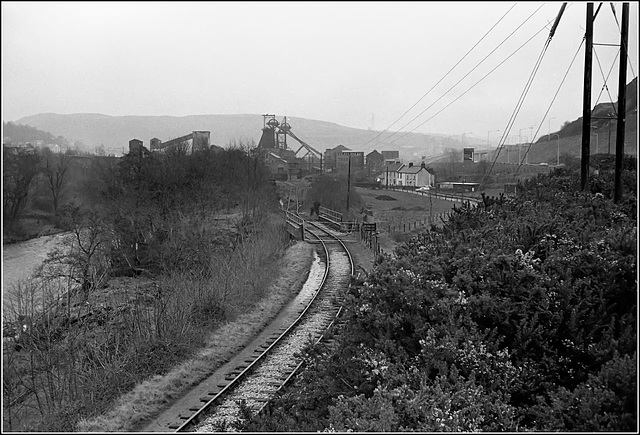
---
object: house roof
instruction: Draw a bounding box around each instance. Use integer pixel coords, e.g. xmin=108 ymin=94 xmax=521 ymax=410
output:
xmin=326 ymin=144 xmax=350 ymax=153
xmin=398 ymin=165 xmax=434 ymax=174
xmin=399 ymin=166 xmax=420 ymax=174
xmin=385 ymin=162 xmax=404 ymax=172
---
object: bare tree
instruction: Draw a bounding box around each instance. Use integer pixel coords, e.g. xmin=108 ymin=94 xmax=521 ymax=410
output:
xmin=3 ymin=147 xmax=43 ymax=222
xmin=42 ymin=148 xmax=73 ymax=213
xmin=445 ymin=147 xmax=462 ymax=176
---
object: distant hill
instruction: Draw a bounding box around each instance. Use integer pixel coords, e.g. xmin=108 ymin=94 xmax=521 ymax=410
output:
xmin=2 ymin=121 xmax=70 ymax=148
xmin=11 ymin=113 xmax=481 ymax=159
xmin=12 ymin=77 xmax=635 ymax=163
xmin=528 ymin=77 xmax=637 ymax=163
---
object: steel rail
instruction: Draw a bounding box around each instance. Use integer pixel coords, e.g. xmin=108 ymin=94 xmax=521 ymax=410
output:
xmin=174 ymin=218 xmax=335 ymax=432
xmin=251 ymin=217 xmax=354 ymax=416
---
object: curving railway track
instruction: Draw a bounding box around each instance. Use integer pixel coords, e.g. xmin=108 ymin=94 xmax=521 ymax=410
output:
xmin=152 ymin=217 xmax=353 ymax=432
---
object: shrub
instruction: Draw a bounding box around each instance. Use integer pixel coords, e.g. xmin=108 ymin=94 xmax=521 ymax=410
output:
xmin=245 ymin=159 xmax=637 ymax=432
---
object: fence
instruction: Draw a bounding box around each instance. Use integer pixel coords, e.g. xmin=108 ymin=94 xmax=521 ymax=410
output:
xmin=318 ymin=206 xmax=342 ymax=225
xmin=386 ymin=186 xmax=480 ymax=205
xmin=360 ymin=222 xmax=381 ymax=255
xmin=385 ymin=211 xmax=451 ymax=234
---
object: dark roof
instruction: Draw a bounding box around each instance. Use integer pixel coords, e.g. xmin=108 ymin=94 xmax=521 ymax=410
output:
xmin=384 ymin=162 xmax=404 ymax=172
xmin=399 ymin=164 xmax=435 ymax=174
xmin=327 ymin=144 xmax=350 ymax=152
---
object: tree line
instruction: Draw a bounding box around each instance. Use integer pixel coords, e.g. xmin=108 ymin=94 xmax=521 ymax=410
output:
xmin=3 ymin=140 xmax=290 ymax=431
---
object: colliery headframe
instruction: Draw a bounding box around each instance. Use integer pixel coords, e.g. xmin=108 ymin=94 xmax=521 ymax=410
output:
xmin=253 ymin=114 xmax=323 ymax=181
xmin=125 ymin=116 xmax=325 ymax=182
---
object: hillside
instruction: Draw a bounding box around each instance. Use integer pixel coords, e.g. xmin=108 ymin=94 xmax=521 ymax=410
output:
xmin=11 ymin=113 xmax=474 ymax=159
xmin=529 ymin=76 xmax=637 ymax=163
xmin=2 ymin=122 xmax=70 ymax=148
xmin=10 ymin=77 xmax=636 ymax=162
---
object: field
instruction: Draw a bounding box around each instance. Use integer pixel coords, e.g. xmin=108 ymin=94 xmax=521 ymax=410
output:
xmin=354 ymin=187 xmax=459 ymax=254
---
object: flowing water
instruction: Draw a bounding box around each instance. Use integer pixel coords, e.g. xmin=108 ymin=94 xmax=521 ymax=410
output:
xmin=2 ymin=232 xmax=71 ymax=321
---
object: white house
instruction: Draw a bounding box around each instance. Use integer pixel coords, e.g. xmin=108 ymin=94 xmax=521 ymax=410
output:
xmin=377 ymin=162 xmax=435 ymax=188
xmin=397 ymin=162 xmax=434 ymax=187
xmin=377 ymin=162 xmax=404 ymax=186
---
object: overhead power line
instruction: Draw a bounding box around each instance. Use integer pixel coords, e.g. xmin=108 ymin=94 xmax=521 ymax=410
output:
xmin=610 ymin=2 xmax=637 ymax=78
xmin=514 ymin=39 xmax=584 ymax=176
xmin=592 ymin=47 xmax=620 ymax=115
xmin=356 ymin=3 xmax=517 ymax=152
xmin=376 ymin=3 xmax=545 ymax=149
xmin=480 ymin=2 xmax=568 ymax=185
xmin=516 ymin=1 xmax=633 ymax=174
xmin=380 ymin=17 xmax=553 ymax=151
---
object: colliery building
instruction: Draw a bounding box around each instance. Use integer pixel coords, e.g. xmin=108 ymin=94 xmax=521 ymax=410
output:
xmin=323 ymin=144 xmax=350 ymax=172
xmin=255 ymin=115 xmax=322 ymax=181
xmin=381 ymin=150 xmax=400 ymax=164
xmin=127 ymin=131 xmax=213 ymax=157
xmin=366 ymin=150 xmax=384 ymax=176
xmin=149 ymin=131 xmax=211 ymax=154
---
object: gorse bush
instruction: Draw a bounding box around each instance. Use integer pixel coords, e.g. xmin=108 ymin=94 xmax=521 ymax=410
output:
xmin=244 ymin=158 xmax=637 ymax=432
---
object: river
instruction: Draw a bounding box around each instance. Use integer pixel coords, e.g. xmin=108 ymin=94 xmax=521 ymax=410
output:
xmin=2 ymin=232 xmax=71 ymax=321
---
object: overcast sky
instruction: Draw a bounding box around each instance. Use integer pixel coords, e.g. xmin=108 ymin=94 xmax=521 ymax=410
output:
xmin=2 ymin=1 xmax=638 ymax=145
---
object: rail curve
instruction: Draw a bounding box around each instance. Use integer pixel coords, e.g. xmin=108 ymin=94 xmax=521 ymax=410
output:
xmin=171 ymin=215 xmax=353 ymax=432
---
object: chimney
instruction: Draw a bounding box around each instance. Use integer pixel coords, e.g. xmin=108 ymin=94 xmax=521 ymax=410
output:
xmin=421 ymin=162 xmax=426 ymax=169
xmin=408 ymin=162 xmax=413 ymax=167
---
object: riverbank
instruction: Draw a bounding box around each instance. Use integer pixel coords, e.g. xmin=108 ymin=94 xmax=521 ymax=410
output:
xmin=2 ymin=210 xmax=297 ymax=432
xmin=3 ymin=214 xmax=64 ymax=245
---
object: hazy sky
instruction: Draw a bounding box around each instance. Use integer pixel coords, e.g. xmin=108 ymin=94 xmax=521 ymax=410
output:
xmin=2 ymin=1 xmax=638 ymax=148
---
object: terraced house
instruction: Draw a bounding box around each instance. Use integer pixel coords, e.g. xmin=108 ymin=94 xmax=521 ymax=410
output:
xmin=378 ymin=162 xmax=434 ymax=188
xmin=398 ymin=162 xmax=434 ymax=187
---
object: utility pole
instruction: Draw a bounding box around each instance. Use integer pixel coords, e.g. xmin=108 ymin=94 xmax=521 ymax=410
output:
xmin=527 ymin=125 xmax=535 ymax=164
xmin=386 ymin=165 xmax=389 ymax=190
xmin=581 ymin=2 xmax=593 ymax=191
xmin=614 ymin=2 xmax=629 ymax=203
xmin=346 ymin=154 xmax=352 ymax=211
xmin=608 ymin=116 xmax=614 ymax=154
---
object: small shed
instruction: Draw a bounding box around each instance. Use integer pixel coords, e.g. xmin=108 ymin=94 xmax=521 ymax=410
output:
xmin=438 ymin=181 xmax=480 ymax=192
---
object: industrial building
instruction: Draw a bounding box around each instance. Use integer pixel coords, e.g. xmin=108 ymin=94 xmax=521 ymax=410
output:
xmin=149 ymin=131 xmax=211 ymax=154
xmin=255 ymin=115 xmax=323 ymax=180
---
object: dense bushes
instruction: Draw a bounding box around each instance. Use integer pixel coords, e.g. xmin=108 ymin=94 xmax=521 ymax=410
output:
xmin=244 ymin=159 xmax=637 ymax=431
xmin=97 ymin=144 xmax=278 ymax=276
xmin=3 ymin=144 xmax=289 ymax=431
xmin=306 ymin=175 xmax=362 ymax=217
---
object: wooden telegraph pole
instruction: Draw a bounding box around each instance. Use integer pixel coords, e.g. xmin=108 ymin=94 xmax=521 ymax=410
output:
xmin=614 ymin=2 xmax=629 ymax=203
xmin=581 ymin=3 xmax=594 ymax=191
xmin=386 ymin=165 xmax=389 ymax=189
xmin=346 ymin=154 xmax=352 ymax=211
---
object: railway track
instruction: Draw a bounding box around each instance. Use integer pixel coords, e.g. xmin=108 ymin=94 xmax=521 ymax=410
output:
xmin=166 ymin=217 xmax=353 ymax=432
